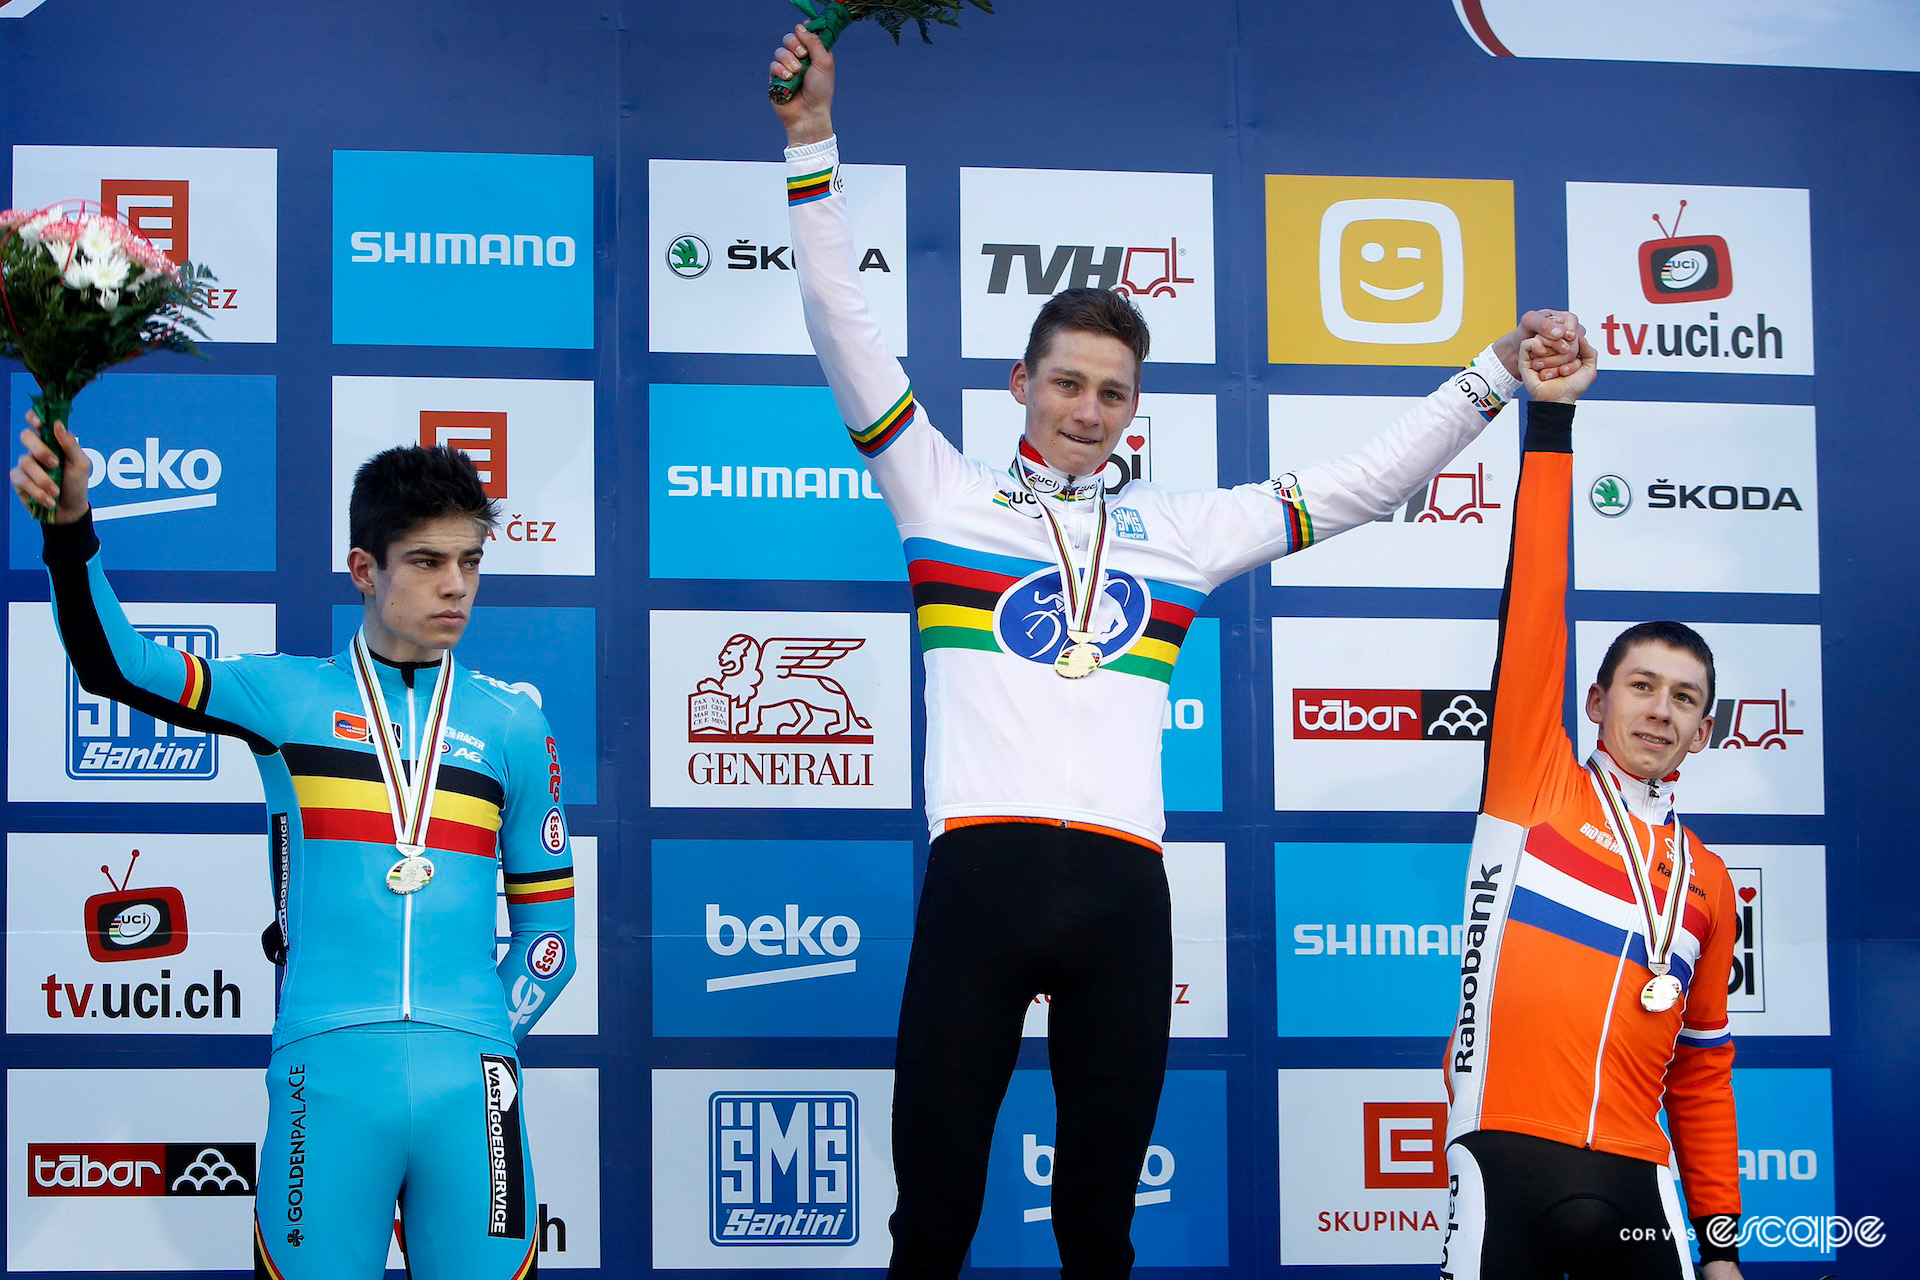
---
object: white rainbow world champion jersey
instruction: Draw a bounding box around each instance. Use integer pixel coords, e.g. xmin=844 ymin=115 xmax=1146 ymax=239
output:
xmin=787 ymin=136 xmax=1521 ymax=846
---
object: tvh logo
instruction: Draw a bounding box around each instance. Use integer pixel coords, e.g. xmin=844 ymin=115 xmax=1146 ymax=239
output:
xmin=710 ymin=1092 xmax=858 ymax=1245
xmin=1267 ymin=175 xmax=1514 ymax=366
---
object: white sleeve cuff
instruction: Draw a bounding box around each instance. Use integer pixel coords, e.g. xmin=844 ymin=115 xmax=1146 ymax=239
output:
xmin=784 ymin=135 xmax=839 ymax=164
xmin=1469 ymin=343 xmax=1522 ymax=402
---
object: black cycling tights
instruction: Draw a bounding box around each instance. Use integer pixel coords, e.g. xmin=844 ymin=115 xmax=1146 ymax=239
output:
xmin=1442 ymin=1129 xmax=1699 ymax=1279
xmin=887 ymin=822 xmax=1172 ymax=1280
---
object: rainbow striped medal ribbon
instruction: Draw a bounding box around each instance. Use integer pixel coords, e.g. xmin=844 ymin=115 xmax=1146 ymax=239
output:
xmin=1015 ymin=455 xmax=1111 ymax=679
xmin=1586 ymin=757 xmax=1692 ymax=1013
xmin=351 ymin=632 xmax=456 ymax=895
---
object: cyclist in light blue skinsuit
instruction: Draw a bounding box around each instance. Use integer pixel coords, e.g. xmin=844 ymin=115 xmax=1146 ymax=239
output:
xmin=12 ymin=422 xmax=576 ymax=1280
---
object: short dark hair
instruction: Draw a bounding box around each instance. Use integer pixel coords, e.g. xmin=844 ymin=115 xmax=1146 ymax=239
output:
xmin=348 ymin=444 xmax=498 ymax=568
xmin=1022 ymin=288 xmax=1151 ymax=377
xmin=1596 ymin=621 xmax=1717 ymax=708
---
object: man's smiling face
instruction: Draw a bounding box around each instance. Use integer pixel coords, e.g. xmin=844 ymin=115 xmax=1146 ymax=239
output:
xmin=1010 ymin=328 xmax=1141 ymax=478
xmin=1585 ymin=640 xmax=1716 ymax=781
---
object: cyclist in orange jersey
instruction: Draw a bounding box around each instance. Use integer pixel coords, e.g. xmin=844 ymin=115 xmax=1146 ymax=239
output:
xmin=1439 ymin=338 xmax=1742 ymax=1280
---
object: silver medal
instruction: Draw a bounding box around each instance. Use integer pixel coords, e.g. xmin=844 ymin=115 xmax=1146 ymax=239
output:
xmin=1640 ymin=973 xmax=1683 ymax=1013
xmin=386 ymin=855 xmax=436 ymax=895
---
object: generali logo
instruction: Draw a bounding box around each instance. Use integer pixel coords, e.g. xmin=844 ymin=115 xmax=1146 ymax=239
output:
xmin=688 ymin=636 xmax=874 ymax=744
xmin=1293 ymin=689 xmax=1492 ymax=741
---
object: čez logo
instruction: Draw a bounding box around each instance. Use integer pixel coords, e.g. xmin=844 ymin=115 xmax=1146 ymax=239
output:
xmin=1022 ymin=1131 xmax=1176 ymax=1223
xmin=68 ymin=626 xmax=218 ymax=780
xmin=706 ymin=902 xmax=861 ymax=992
xmin=710 ymin=1092 xmax=858 ymax=1245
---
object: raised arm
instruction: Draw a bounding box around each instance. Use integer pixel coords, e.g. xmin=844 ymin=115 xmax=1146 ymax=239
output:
xmin=13 ymin=415 xmax=290 ymax=751
xmin=495 ymin=696 xmax=577 ymax=1041
xmin=772 ymin=23 xmax=975 ymax=527
xmin=1474 ymin=334 xmax=1600 ymax=824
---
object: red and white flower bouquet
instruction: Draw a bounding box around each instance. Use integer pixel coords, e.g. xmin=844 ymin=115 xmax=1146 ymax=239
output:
xmin=0 ymin=202 xmax=213 ymax=521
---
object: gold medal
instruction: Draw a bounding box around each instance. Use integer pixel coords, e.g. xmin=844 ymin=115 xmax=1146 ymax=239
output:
xmin=1055 ymin=640 xmax=1103 ymax=679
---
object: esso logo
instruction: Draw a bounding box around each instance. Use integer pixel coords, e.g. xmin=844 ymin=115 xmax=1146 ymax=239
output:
xmin=107 ymin=906 xmax=161 ymax=946
xmin=528 ymin=932 xmax=568 ymax=979
xmin=541 ymin=806 xmax=567 ymax=854
xmin=991 ymin=567 xmax=1151 ymax=667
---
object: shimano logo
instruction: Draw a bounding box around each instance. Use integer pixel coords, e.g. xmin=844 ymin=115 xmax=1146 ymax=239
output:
xmin=711 ymin=1092 xmax=857 ymax=1245
xmin=1023 ymin=1133 xmax=1175 ymax=1222
xmin=705 ymin=903 xmax=860 ymax=992
xmin=347 ymin=231 xmax=578 ymax=267
xmin=666 ymin=465 xmax=882 ymax=501
xmin=79 ymin=438 xmax=222 ymax=522
xmin=1293 ymin=923 xmax=1465 ymax=957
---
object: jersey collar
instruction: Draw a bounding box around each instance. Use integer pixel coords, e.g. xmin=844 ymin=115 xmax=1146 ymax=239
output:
xmin=1592 ymin=744 xmax=1680 ymax=827
xmin=1014 ymin=438 xmax=1104 ymax=503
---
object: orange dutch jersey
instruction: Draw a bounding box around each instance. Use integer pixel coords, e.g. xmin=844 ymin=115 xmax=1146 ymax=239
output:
xmin=1442 ymin=403 xmax=1741 ymax=1221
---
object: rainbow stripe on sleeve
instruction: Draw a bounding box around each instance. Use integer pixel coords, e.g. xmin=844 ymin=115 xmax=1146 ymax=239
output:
xmin=903 ymin=538 xmax=1202 ymax=685
xmin=787 ymin=166 xmax=834 ymax=205
xmin=848 ymin=388 xmax=915 ymax=457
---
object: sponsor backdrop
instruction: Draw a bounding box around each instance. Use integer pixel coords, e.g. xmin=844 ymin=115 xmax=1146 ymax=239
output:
xmin=0 ymin=2 xmax=1911 ymax=1277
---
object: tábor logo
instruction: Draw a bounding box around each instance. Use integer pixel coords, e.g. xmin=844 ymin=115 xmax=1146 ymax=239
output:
xmin=710 ymin=1092 xmax=858 ymax=1246
xmin=1590 ymin=474 xmax=1631 ymax=516
xmin=1708 ymin=690 xmax=1803 ymax=750
xmin=27 ymin=1142 xmax=256 ymax=1197
xmin=705 ymin=902 xmax=861 ymax=992
xmin=688 ymin=637 xmax=873 ymax=743
xmin=1294 ymin=690 xmax=1491 ymax=741
xmin=1639 ymin=201 xmax=1732 ymax=304
xmin=67 ymin=626 xmax=218 ymax=780
xmin=84 ymin=848 xmax=188 ymax=963
xmin=1361 ymin=1102 xmax=1448 ymax=1189
xmin=667 ymin=234 xmax=710 ymax=278
xmin=1726 ymin=867 xmax=1764 ymax=1012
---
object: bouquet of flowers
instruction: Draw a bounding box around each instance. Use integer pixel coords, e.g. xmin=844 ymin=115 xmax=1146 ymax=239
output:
xmin=769 ymin=0 xmax=994 ymax=103
xmin=0 ymin=202 xmax=213 ymax=521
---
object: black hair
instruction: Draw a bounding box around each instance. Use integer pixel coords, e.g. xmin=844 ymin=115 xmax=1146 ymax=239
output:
xmin=1022 ymin=287 xmax=1151 ymax=376
xmin=1596 ymin=621 xmax=1717 ymax=709
xmin=348 ymin=444 xmax=498 ymax=568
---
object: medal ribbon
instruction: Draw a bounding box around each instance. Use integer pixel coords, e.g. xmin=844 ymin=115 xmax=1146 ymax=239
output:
xmin=1014 ymin=453 xmax=1111 ymax=644
xmin=1586 ymin=757 xmax=1692 ymax=977
xmin=351 ymin=631 xmax=456 ymax=857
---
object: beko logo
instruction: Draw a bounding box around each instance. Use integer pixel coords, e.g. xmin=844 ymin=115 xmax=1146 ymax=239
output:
xmin=705 ymin=903 xmax=861 ymax=991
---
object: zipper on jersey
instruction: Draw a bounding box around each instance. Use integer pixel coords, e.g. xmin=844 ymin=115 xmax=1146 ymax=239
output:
xmin=400 ymin=674 xmax=420 ymax=1022
xmin=1585 ymin=926 xmax=1633 ymax=1146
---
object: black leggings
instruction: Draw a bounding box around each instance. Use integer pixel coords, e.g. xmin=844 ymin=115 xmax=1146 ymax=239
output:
xmin=887 ymin=822 xmax=1172 ymax=1280
xmin=1441 ymin=1130 xmax=1696 ymax=1279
